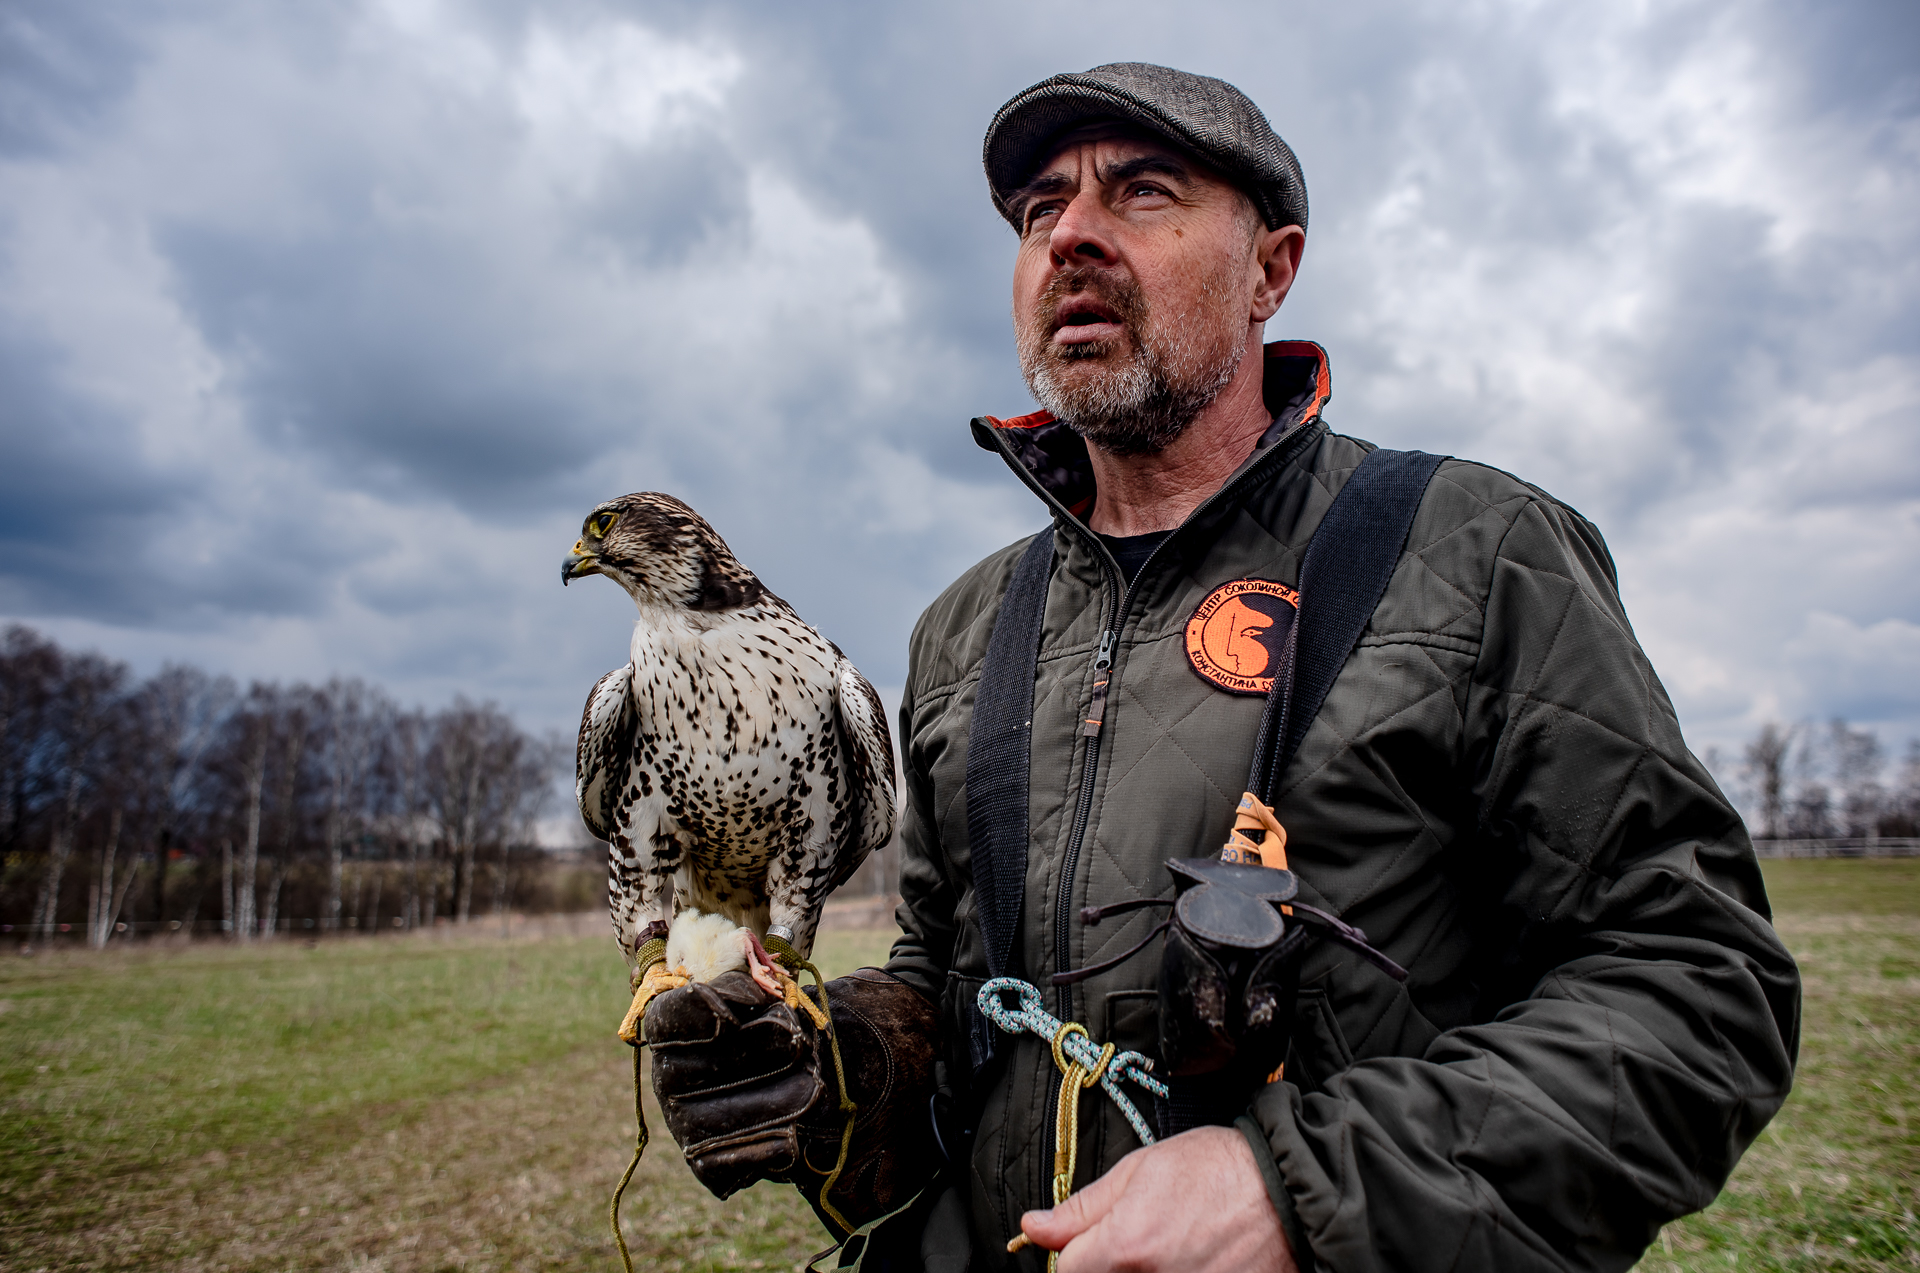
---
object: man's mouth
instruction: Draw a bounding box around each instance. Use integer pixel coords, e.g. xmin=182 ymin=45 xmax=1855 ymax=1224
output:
xmin=1051 ymin=297 xmax=1126 ymax=345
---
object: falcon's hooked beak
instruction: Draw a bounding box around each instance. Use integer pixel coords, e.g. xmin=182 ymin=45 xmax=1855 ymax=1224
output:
xmin=561 ymin=539 xmax=602 ymax=586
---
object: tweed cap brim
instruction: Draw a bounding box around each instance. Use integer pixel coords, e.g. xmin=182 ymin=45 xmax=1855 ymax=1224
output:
xmin=984 ymin=63 xmax=1307 ymax=234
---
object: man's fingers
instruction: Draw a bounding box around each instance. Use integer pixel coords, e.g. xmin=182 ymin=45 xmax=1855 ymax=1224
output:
xmin=1018 ymin=1152 xmax=1139 ymax=1249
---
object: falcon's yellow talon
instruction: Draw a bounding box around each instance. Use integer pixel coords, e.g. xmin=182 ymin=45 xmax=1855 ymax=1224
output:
xmin=776 ymin=966 xmax=830 ymax=1029
xmin=617 ymin=961 xmax=690 ymax=1043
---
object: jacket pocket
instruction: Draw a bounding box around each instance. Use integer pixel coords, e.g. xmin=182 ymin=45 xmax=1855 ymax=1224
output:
xmin=1102 ymin=989 xmax=1160 ymax=1060
xmin=941 ymin=972 xmax=994 ymax=1077
xmin=1285 ymin=986 xmax=1355 ymax=1093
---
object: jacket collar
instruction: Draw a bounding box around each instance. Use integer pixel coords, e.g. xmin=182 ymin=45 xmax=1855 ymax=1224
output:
xmin=971 ymin=340 xmax=1333 ymax=523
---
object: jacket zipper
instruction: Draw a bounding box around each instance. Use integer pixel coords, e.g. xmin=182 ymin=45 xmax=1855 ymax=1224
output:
xmin=981 ymin=419 xmax=1328 ymax=1022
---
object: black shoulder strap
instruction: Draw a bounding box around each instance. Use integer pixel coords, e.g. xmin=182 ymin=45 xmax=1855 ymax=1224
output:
xmin=963 ymin=449 xmax=1443 ymax=981
xmin=1247 ymin=448 xmax=1446 ymax=804
xmin=965 ymin=529 xmax=1055 ymax=980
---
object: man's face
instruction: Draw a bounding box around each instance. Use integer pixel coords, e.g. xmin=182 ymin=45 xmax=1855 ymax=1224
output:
xmin=1010 ymin=127 xmax=1263 ymax=456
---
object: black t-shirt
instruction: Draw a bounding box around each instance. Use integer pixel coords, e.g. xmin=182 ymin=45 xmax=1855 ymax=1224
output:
xmin=1098 ymin=530 xmax=1173 ymax=586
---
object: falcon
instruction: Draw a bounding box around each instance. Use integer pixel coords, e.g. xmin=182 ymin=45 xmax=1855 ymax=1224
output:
xmin=561 ymin=492 xmax=896 ymax=1041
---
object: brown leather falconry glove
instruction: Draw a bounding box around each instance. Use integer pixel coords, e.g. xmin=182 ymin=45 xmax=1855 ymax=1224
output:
xmin=644 ymin=967 xmax=941 ymax=1237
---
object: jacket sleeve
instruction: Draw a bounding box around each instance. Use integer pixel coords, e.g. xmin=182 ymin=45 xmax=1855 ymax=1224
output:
xmin=1249 ymin=497 xmax=1802 ymax=1272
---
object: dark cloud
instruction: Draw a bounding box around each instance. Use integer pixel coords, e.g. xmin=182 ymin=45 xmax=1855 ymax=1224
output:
xmin=0 ymin=322 xmax=185 ymax=615
xmin=569 ymin=131 xmax=751 ymax=267
xmin=0 ymin=317 xmax=348 ymax=624
xmin=0 ymin=3 xmax=149 ymax=157
xmin=0 ymin=0 xmax=1913 ymax=764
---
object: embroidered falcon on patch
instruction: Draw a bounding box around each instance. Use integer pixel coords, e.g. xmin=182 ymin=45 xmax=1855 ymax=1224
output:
xmin=561 ymin=493 xmax=897 ymax=1039
xmin=1185 ymin=578 xmax=1299 ymax=695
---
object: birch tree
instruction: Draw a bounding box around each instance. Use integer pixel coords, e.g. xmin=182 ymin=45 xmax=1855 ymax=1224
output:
xmin=316 ymin=679 xmax=387 ymax=930
xmin=28 ymin=651 xmax=127 ymax=939
xmin=134 ymin=666 xmax=234 ymax=931
xmin=1741 ymin=722 xmax=1793 ymax=840
xmin=224 ymin=687 xmax=277 ymax=942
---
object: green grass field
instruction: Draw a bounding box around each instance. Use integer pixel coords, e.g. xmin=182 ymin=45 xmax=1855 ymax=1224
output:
xmin=1634 ymin=860 xmax=1919 ymax=1273
xmin=2 ymin=863 xmax=1914 ymax=1271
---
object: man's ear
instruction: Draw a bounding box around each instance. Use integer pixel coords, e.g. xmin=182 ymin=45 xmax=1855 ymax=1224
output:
xmin=1250 ymin=225 xmax=1305 ymax=324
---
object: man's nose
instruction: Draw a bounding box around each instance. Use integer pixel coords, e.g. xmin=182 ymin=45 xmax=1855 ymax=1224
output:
xmin=1047 ymin=191 xmax=1117 ymax=267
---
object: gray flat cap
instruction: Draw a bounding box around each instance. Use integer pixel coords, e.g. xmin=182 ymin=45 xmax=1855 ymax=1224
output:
xmin=984 ymin=62 xmax=1307 ymax=233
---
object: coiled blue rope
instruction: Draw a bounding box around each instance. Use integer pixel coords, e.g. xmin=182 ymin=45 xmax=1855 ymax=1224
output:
xmin=977 ymin=976 xmax=1169 ymax=1148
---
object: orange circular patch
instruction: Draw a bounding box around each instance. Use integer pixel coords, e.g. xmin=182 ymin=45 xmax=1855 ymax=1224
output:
xmin=1184 ymin=578 xmax=1299 ymax=695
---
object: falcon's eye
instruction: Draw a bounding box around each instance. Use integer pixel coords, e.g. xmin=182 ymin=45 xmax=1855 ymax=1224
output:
xmin=589 ymin=512 xmax=617 ymax=538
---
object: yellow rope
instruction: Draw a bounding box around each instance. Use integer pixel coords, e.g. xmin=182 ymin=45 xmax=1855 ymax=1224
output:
xmin=609 ymin=1044 xmax=648 ymax=1273
xmin=1009 ymin=1021 xmax=1117 ymax=1269
xmin=763 ymin=934 xmax=859 ymax=1238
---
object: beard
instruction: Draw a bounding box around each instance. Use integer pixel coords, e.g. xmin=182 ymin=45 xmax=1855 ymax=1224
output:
xmin=1016 ymin=259 xmax=1247 ymax=457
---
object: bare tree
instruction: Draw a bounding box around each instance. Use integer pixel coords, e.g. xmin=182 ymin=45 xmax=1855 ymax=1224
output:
xmin=0 ymin=626 xmax=580 ymax=940
xmin=222 ymin=686 xmax=278 ymax=942
xmin=376 ymin=709 xmax=432 ymax=930
xmin=1741 ymin=722 xmax=1793 ymax=840
xmin=135 ymin=666 xmax=234 ymax=931
xmin=1785 ymin=726 xmax=1835 ymax=839
xmin=1888 ymin=740 xmax=1920 ymax=837
xmin=425 ymin=699 xmax=556 ymax=925
xmin=430 ymin=699 xmax=490 ymax=924
xmin=1 ymin=627 xmax=62 ymax=859
xmin=88 ymin=809 xmax=136 ymax=949
xmin=259 ymin=688 xmax=316 ymax=940
xmin=488 ymin=731 xmax=563 ymax=935
xmin=1829 ymin=718 xmax=1886 ymax=837
xmin=315 ymin=679 xmax=387 ymax=930
xmin=29 ymin=651 xmax=128 ymax=938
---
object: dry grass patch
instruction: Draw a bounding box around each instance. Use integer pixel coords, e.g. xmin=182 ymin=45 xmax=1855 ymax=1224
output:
xmin=2 ymin=925 xmax=892 ymax=1271
xmin=5 ymin=862 xmax=1915 ymax=1271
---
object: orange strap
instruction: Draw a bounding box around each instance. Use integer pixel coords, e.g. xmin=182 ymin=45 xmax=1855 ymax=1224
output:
xmin=1219 ymin=790 xmax=1289 ymax=872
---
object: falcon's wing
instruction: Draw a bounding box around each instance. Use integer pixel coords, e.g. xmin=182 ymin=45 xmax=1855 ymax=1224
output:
xmin=575 ymin=663 xmax=637 ymax=843
xmin=828 ymin=654 xmax=898 ymax=890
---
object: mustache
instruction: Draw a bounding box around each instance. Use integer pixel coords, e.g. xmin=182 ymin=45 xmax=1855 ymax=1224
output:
xmin=1030 ymin=266 xmax=1148 ymax=345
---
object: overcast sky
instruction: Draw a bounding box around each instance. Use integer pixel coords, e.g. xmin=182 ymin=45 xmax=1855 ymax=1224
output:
xmin=3 ymin=0 xmax=1916 ymax=810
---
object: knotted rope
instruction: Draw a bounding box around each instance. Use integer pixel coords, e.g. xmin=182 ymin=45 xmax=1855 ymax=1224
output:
xmin=978 ymin=977 xmax=1169 ymax=1268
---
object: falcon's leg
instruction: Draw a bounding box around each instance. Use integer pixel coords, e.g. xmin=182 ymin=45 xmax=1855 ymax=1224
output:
xmin=756 ymin=836 xmax=834 ymax=1029
xmin=609 ymin=815 xmax=681 ymax=968
xmin=763 ymin=833 xmax=832 ymax=961
xmin=610 ymin=814 xmax=687 ymax=1042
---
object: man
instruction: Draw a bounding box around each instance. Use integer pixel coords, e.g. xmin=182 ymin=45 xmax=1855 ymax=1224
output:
xmin=647 ymin=64 xmax=1800 ymax=1272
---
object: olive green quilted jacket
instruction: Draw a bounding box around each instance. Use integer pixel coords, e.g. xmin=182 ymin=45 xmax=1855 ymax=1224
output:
xmin=884 ymin=343 xmax=1800 ymax=1272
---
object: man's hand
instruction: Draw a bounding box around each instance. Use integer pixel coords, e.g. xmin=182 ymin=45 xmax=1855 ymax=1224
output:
xmin=646 ymin=967 xmax=941 ymax=1234
xmin=1017 ymin=1125 xmax=1297 ymax=1273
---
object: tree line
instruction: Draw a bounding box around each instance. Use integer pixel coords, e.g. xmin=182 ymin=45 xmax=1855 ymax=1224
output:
xmin=1737 ymin=717 xmax=1920 ymax=840
xmin=0 ymin=625 xmax=570 ymax=946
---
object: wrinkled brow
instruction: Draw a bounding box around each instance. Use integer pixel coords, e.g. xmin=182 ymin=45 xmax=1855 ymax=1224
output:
xmin=1010 ymin=155 xmax=1196 ymax=220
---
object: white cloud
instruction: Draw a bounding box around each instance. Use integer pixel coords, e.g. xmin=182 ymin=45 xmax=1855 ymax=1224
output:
xmin=0 ymin=0 xmax=1913 ymax=781
xmin=1275 ymin=0 xmax=1920 ymax=758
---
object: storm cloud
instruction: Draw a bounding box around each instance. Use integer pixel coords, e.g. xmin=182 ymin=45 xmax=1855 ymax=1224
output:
xmin=1 ymin=0 xmax=1915 ymax=794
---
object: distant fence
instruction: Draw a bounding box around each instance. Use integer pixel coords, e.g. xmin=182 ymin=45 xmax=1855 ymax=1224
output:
xmin=6 ymin=892 xmax=903 ymax=945
xmin=1752 ymin=838 xmax=1920 ymax=859
xmin=2 ymin=911 xmax=609 ymax=941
